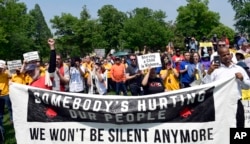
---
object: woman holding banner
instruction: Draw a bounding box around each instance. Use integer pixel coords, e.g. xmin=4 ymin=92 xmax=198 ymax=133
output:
xmin=142 ymin=67 xmax=165 ymax=95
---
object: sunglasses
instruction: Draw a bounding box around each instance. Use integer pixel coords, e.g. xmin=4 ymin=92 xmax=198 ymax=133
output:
xmin=130 ymin=59 xmax=136 ymax=61
xmin=218 ymin=45 xmax=225 ymax=47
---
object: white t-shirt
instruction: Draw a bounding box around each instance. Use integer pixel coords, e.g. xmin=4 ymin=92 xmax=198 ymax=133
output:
xmin=95 ymin=73 xmax=107 ymax=95
xmin=69 ymin=66 xmax=85 ymax=92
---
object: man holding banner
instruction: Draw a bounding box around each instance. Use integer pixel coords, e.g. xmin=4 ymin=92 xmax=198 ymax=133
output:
xmin=202 ymin=46 xmax=250 ymax=127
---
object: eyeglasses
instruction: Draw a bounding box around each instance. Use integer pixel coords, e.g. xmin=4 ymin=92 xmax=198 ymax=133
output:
xmin=130 ymin=59 xmax=136 ymax=61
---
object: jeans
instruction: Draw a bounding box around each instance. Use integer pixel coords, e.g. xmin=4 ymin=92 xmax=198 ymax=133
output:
xmin=0 ymin=95 xmax=12 ymax=132
xmin=116 ymin=82 xmax=127 ymax=96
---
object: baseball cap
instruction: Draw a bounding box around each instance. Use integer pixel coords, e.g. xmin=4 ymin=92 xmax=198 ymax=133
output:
xmin=25 ymin=63 xmax=37 ymax=71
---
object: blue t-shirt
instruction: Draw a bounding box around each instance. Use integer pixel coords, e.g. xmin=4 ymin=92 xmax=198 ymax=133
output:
xmin=180 ymin=61 xmax=194 ymax=83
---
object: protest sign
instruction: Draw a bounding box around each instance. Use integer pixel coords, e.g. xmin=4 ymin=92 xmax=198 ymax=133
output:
xmin=7 ymin=60 xmax=22 ymax=74
xmin=199 ymin=42 xmax=213 ymax=47
xmin=23 ymin=51 xmax=40 ymax=62
xmin=137 ymin=53 xmax=161 ymax=70
xmin=94 ymin=49 xmax=105 ymax=57
xmin=9 ymin=77 xmax=243 ymax=144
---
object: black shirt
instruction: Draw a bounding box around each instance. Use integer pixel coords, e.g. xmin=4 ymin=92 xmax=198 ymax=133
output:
xmin=143 ymin=77 xmax=165 ymax=95
xmin=126 ymin=65 xmax=142 ymax=85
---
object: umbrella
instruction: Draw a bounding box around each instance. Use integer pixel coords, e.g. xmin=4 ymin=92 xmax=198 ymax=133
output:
xmin=113 ymin=51 xmax=130 ymax=57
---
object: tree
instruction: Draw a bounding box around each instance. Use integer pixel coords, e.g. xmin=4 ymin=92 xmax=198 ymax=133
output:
xmin=228 ymin=0 xmax=250 ymax=33
xmin=97 ymin=5 xmax=127 ymax=52
xmin=29 ymin=4 xmax=52 ymax=60
xmin=50 ymin=13 xmax=79 ymax=56
xmin=74 ymin=5 xmax=100 ymax=56
xmin=0 ymin=0 xmax=34 ymax=60
xmin=175 ymin=0 xmax=220 ymax=40
xmin=208 ymin=24 xmax=235 ymax=45
xmin=121 ymin=7 xmax=173 ymax=51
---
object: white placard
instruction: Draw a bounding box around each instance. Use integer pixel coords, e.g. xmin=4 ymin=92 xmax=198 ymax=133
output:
xmin=94 ymin=49 xmax=105 ymax=57
xmin=7 ymin=60 xmax=22 ymax=70
xmin=23 ymin=51 xmax=40 ymax=62
xmin=137 ymin=53 xmax=162 ymax=70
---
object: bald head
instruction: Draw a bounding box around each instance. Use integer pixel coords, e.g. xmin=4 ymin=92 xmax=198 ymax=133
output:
xmin=217 ymin=47 xmax=232 ymax=66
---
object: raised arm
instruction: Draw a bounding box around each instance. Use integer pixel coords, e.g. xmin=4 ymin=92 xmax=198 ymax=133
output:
xmin=47 ymin=38 xmax=56 ymax=73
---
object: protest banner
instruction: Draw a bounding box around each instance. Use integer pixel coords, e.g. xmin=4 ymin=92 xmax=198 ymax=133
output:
xmin=7 ymin=60 xmax=22 ymax=74
xmin=94 ymin=49 xmax=105 ymax=57
xmin=23 ymin=51 xmax=40 ymax=62
xmin=9 ymin=77 xmax=245 ymax=144
xmin=137 ymin=53 xmax=161 ymax=70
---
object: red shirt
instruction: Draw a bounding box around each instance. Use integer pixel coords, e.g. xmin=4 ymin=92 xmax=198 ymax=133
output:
xmin=30 ymin=76 xmax=52 ymax=90
xmin=172 ymin=55 xmax=184 ymax=72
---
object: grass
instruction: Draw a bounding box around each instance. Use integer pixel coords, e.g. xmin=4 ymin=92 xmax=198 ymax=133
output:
xmin=3 ymin=108 xmax=16 ymax=144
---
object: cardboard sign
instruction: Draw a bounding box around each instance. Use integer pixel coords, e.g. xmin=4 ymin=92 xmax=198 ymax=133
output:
xmin=200 ymin=42 xmax=213 ymax=47
xmin=23 ymin=51 xmax=40 ymax=62
xmin=94 ymin=49 xmax=105 ymax=57
xmin=137 ymin=53 xmax=162 ymax=70
xmin=7 ymin=60 xmax=22 ymax=73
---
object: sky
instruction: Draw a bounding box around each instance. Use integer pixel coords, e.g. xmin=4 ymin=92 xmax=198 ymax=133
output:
xmin=19 ymin=0 xmax=236 ymax=32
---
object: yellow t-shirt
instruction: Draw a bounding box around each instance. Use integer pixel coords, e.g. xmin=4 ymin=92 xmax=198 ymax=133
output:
xmin=82 ymin=62 xmax=93 ymax=78
xmin=160 ymin=69 xmax=180 ymax=91
xmin=103 ymin=63 xmax=112 ymax=78
xmin=0 ymin=71 xmax=10 ymax=96
xmin=25 ymin=74 xmax=33 ymax=85
xmin=40 ymin=66 xmax=46 ymax=77
xmin=11 ymin=73 xmax=26 ymax=84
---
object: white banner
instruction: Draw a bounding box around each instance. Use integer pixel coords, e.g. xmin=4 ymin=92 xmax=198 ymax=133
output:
xmin=137 ymin=53 xmax=161 ymax=70
xmin=23 ymin=51 xmax=40 ymax=62
xmin=10 ymin=77 xmax=241 ymax=144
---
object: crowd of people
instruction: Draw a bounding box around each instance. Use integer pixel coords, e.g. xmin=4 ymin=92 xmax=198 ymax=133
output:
xmin=1 ymin=34 xmax=250 ymax=141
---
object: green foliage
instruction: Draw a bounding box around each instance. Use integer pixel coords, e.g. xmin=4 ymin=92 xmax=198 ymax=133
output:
xmin=50 ymin=13 xmax=80 ymax=57
xmin=176 ymin=0 xmax=220 ymax=40
xmin=0 ymin=0 xmax=238 ymax=62
xmin=97 ymin=5 xmax=127 ymax=52
xmin=229 ymin=0 xmax=250 ymax=33
xmin=0 ymin=0 xmax=34 ymax=60
xmin=208 ymin=24 xmax=235 ymax=45
xmin=122 ymin=7 xmax=174 ymax=51
xmin=29 ymin=4 xmax=52 ymax=60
